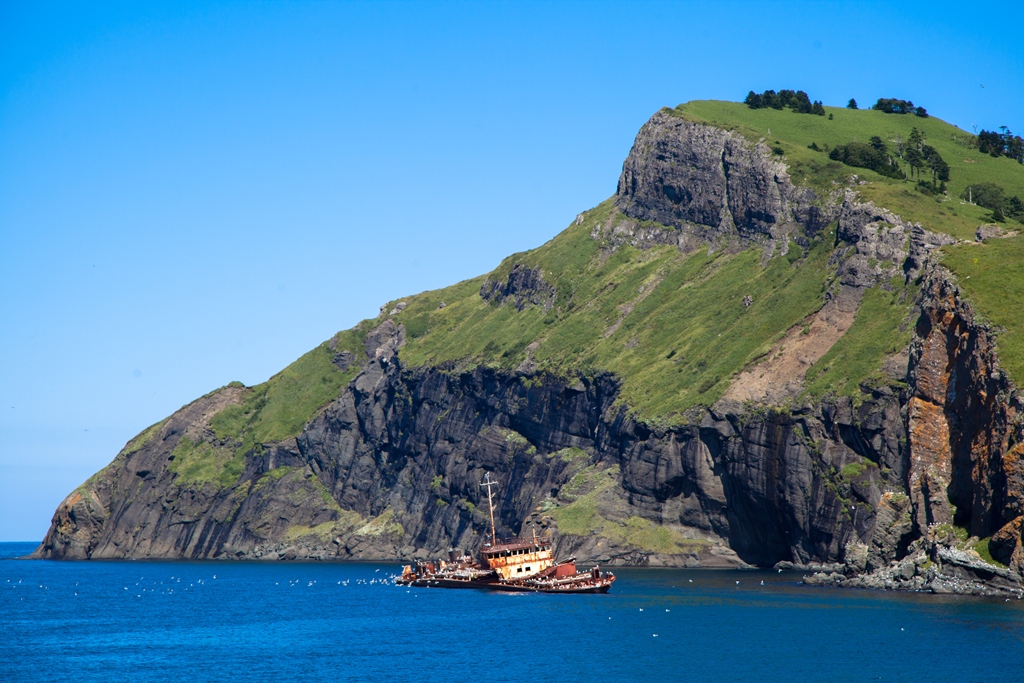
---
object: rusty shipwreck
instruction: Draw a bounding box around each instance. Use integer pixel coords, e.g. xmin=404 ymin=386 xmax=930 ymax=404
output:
xmin=397 ymin=474 xmax=615 ymax=593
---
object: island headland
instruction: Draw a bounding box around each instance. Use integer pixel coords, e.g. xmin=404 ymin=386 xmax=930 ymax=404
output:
xmin=34 ymin=95 xmax=1024 ymax=597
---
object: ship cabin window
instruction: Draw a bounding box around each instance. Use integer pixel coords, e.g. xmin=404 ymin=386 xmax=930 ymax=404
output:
xmin=517 ymin=567 xmax=522 ymax=573
xmin=526 ymin=566 xmax=531 ymax=571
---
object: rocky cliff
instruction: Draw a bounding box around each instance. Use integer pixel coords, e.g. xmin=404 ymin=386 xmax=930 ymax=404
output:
xmin=34 ymin=104 xmax=1024 ymax=596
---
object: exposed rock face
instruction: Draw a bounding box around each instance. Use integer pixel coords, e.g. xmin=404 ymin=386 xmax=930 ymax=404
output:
xmin=33 ymin=108 xmax=1024 ymax=598
xmin=906 ymin=264 xmax=1024 ymax=564
xmin=480 ymin=264 xmax=555 ymax=311
xmin=613 ymin=109 xmax=837 ymax=248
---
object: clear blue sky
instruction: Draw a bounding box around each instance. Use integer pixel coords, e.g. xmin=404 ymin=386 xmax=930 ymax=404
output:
xmin=2 ymin=1 xmax=1021 ymax=541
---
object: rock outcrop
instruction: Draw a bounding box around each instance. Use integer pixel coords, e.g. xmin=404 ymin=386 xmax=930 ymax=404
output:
xmin=480 ymin=264 xmax=555 ymax=311
xmin=613 ymin=109 xmax=838 ymax=251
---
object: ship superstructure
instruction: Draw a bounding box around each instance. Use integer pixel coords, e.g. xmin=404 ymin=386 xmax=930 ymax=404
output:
xmin=480 ymin=538 xmax=554 ymax=581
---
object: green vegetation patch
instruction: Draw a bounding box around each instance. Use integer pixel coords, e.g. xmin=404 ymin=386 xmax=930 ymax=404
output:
xmin=354 ymin=508 xmax=405 ymax=538
xmin=840 ymin=462 xmax=868 ymax=479
xmin=548 ymin=466 xmax=709 ymax=554
xmin=121 ymin=419 xmax=167 ymax=456
xmin=210 ymin=327 xmax=366 ymax=456
xmin=284 ymin=521 xmax=338 ymax=542
xmin=547 ymin=447 xmax=589 ymax=463
xmin=397 ymin=202 xmax=841 ymax=421
xmin=252 ymin=465 xmax=298 ymax=492
xmin=803 ymin=284 xmax=919 ymax=400
xmin=941 ymin=236 xmax=1024 ymax=386
xmin=605 ymin=517 xmax=711 ymax=555
xmin=169 ymin=436 xmax=244 ymax=488
xmin=972 ymin=536 xmax=1008 ymax=568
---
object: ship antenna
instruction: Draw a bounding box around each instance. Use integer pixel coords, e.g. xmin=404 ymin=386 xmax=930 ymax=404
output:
xmin=481 ymin=472 xmax=498 ymax=546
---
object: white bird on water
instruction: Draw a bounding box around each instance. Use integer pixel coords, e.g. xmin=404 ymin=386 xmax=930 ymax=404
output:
xmin=735 ymin=580 xmax=740 ymax=585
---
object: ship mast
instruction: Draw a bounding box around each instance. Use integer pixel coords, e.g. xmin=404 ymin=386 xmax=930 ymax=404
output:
xmin=481 ymin=472 xmax=498 ymax=546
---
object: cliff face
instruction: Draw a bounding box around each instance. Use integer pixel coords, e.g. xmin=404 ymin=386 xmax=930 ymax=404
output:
xmin=33 ymin=108 xmax=1024 ymax=594
xmin=806 ymin=264 xmax=1024 ymax=595
xmin=34 ymin=334 xmax=903 ymax=567
xmin=615 ymin=109 xmax=836 ymax=247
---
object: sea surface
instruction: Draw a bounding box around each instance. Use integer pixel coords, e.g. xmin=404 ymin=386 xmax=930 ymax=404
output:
xmin=3 ymin=542 xmax=1023 ymax=682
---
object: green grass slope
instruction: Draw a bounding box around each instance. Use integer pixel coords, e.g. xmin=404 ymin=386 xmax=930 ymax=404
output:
xmin=165 ymin=327 xmax=369 ymax=488
xmin=154 ymin=99 xmax=1024 ymax=486
xmin=397 ymin=203 xmax=837 ymax=419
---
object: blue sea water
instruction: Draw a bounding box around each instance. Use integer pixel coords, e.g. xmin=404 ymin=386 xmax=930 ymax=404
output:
xmin=3 ymin=542 xmax=1023 ymax=682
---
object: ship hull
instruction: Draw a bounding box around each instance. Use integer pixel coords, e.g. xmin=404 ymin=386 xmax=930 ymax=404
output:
xmin=398 ymin=575 xmax=615 ymax=593
xmin=404 ymin=577 xmax=498 ymax=589
xmin=491 ymin=581 xmax=613 ymax=594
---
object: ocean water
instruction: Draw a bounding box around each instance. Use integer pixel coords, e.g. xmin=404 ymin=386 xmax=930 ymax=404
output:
xmin=3 ymin=542 xmax=1023 ymax=682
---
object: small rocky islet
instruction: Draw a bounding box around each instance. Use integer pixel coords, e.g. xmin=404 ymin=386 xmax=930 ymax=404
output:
xmin=34 ymin=96 xmax=1024 ymax=598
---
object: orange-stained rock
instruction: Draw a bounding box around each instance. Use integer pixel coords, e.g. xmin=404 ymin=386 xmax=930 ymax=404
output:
xmin=1003 ymin=444 xmax=1024 ymax=516
xmin=991 ymin=516 xmax=1024 ymax=572
xmin=907 ymin=397 xmax=953 ymax=529
xmin=913 ymin=318 xmax=954 ymax=405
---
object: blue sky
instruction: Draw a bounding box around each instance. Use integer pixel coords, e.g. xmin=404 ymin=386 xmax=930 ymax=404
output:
xmin=2 ymin=1 xmax=1022 ymax=541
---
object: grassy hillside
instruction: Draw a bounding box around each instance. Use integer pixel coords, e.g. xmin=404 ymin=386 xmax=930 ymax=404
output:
xmin=398 ymin=202 xmax=837 ymax=419
xmin=167 ymin=326 xmax=369 ymax=487
xmin=172 ymin=99 xmax=1024 ymax=477
xmin=674 ymin=100 xmax=1024 ymax=241
xmin=673 ymin=100 xmax=1024 ymax=388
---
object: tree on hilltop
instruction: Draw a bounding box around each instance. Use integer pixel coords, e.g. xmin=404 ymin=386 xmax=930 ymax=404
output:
xmin=847 ymin=98 xmax=858 ymax=109
xmin=978 ymin=128 xmax=1024 ymax=162
xmin=744 ymin=88 xmax=823 ymax=116
xmin=873 ymin=98 xmax=917 ymax=115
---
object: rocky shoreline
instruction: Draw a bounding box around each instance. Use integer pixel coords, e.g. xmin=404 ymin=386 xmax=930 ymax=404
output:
xmin=796 ymin=532 xmax=1024 ymax=598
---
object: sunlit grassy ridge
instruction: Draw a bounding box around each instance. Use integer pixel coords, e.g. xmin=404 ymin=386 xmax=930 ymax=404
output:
xmin=673 ymin=101 xmax=1024 ymax=240
xmin=673 ymin=101 xmax=1024 ymax=387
